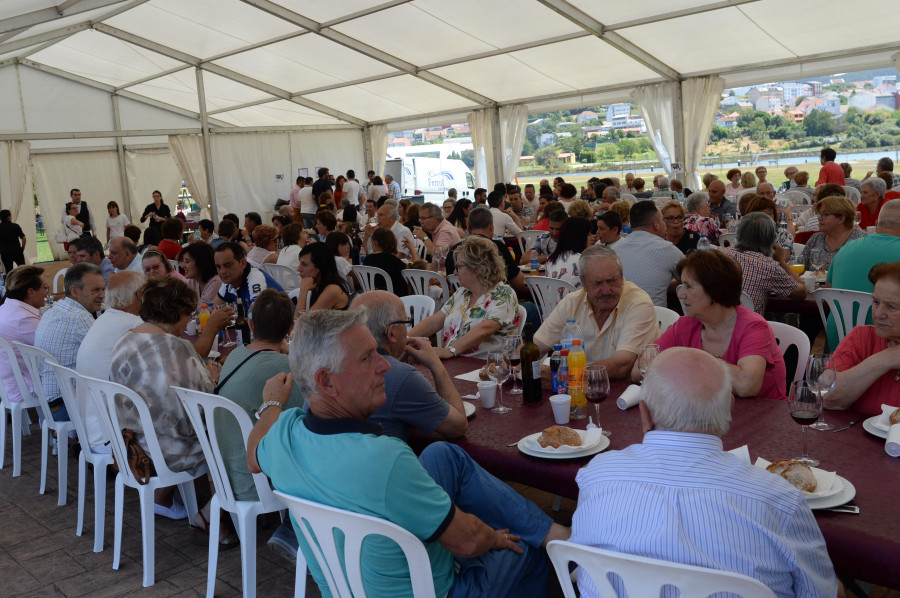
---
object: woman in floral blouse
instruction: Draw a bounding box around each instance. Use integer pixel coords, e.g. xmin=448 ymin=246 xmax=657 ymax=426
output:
xmin=410 ymin=235 xmax=519 ymax=358
xmin=683 ymin=192 xmax=721 ymax=244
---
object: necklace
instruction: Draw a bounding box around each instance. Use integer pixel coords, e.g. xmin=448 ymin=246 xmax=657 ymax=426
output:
xmin=144 ymin=320 xmax=171 ymax=334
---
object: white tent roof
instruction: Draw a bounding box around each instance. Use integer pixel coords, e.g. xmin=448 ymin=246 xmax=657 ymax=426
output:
xmin=2 ymin=0 xmax=900 ymax=138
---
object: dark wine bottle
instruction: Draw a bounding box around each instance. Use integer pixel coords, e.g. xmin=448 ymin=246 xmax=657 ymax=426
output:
xmin=520 ymin=323 xmax=543 ymax=402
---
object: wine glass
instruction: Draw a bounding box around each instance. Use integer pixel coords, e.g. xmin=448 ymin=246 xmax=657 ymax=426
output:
xmin=638 ymin=344 xmax=660 ymax=382
xmin=504 ymin=335 xmax=522 ymax=395
xmin=788 ymin=380 xmax=823 ymax=466
xmin=806 ymin=353 xmax=836 ymax=431
xmin=486 ymin=351 xmax=512 ymax=414
xmin=219 ymin=301 xmax=238 ymax=348
xmin=854 ymin=210 xmax=861 ymax=228
xmin=809 ymin=249 xmax=826 ymax=286
xmin=583 ymin=365 xmax=611 ymax=437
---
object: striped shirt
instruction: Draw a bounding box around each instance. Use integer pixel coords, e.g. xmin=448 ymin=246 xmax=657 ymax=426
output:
xmin=572 ymin=431 xmax=837 ymax=598
xmin=34 ymin=298 xmax=95 ymax=401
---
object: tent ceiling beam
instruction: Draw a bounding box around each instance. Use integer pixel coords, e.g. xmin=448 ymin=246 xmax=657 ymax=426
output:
xmin=319 ymin=0 xmax=414 ymax=28
xmin=0 ymin=0 xmax=129 ymax=35
xmin=536 ymin=0 xmax=680 ymax=81
xmin=289 ymin=72 xmax=407 ymax=98
xmin=420 ymin=31 xmax=591 ymax=71
xmin=240 ymin=0 xmax=496 ymax=108
xmin=605 ymin=0 xmax=761 ymax=31
xmin=0 ymin=128 xmax=200 ymax=140
xmin=96 ymin=23 xmax=367 ymax=127
xmin=206 ymin=97 xmax=278 ymax=116
xmin=114 ymin=65 xmax=192 ymax=91
xmin=0 ymin=22 xmax=92 ymax=55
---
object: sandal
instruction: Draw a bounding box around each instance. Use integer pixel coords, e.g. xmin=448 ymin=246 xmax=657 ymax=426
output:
xmin=190 ymin=509 xmax=240 ymax=551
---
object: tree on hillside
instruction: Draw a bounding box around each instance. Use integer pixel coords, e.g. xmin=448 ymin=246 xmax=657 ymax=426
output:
xmin=619 ymin=138 xmax=637 ymax=159
xmin=803 ymin=109 xmax=835 ymax=136
xmin=522 ymin=139 xmax=534 ymax=156
xmin=460 ymin=149 xmax=475 ymax=168
xmin=448 ymin=150 xmax=462 ymax=160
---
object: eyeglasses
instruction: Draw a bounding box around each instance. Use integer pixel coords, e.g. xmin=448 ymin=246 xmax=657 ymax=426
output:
xmin=663 ymin=215 xmax=685 ymax=222
xmin=387 ymin=319 xmax=413 ymax=328
xmin=818 ymin=211 xmax=833 ymax=218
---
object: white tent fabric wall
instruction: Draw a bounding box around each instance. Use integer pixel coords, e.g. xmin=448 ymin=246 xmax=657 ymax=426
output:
xmin=124 ymin=148 xmax=185 ymax=226
xmin=499 ymin=105 xmax=529 ymax=185
xmin=681 ymin=76 xmax=726 ymax=191
xmin=32 ymin=151 xmax=124 ymax=260
xmin=0 ymin=141 xmax=36 ymax=264
xmin=468 ymin=109 xmax=495 ymax=189
xmin=169 ymin=135 xmax=211 ymax=224
xmin=210 ymin=133 xmax=292 ymax=219
xmin=631 ymin=82 xmax=678 ymax=178
xmin=367 ymin=124 xmax=388 ymax=179
xmin=289 ymin=130 xmax=366 ymax=186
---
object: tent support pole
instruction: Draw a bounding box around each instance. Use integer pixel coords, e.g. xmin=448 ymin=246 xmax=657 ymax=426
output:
xmin=196 ymin=67 xmax=219 ymax=224
xmin=489 ymin=107 xmax=503 ymax=185
xmin=673 ymin=81 xmax=685 ymax=183
xmin=111 ymin=95 xmax=134 ymax=223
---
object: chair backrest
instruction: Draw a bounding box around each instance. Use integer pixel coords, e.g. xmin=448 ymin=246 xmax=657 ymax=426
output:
xmin=401 ymin=269 xmax=449 ymax=304
xmin=793 ymin=230 xmax=816 ymax=245
xmin=446 ymin=274 xmax=459 ymax=292
xmin=516 ymin=230 xmax=544 ymax=256
xmin=718 ymin=232 xmax=737 ymax=248
xmin=53 ymin=268 xmax=68 ymax=294
xmin=263 ymin=263 xmax=301 ymax=291
xmin=525 ymin=276 xmax=576 ymax=319
xmin=654 ymin=306 xmax=679 ymax=333
xmin=620 ymin=193 xmax=637 ymax=204
xmin=81 ymin=375 xmax=186 ymax=484
xmin=740 ymin=292 xmax=754 ymax=312
xmin=13 ymin=342 xmax=59 ymax=422
xmin=273 ymin=490 xmax=437 ymax=598
xmin=413 ymin=238 xmax=427 ymax=260
xmin=353 ymin=265 xmax=393 ymax=294
xmin=401 ymin=295 xmax=435 ymax=327
xmin=546 ymin=540 xmax=776 ymax=598
xmin=736 ymin=188 xmax=756 ymax=200
xmin=841 ymin=185 xmax=860 ymax=204
xmin=815 ymin=288 xmax=873 ymax=344
xmin=48 ymin=364 xmax=107 ymax=455
xmin=768 ymin=321 xmax=811 ymax=385
xmin=782 ymin=190 xmax=810 ymax=205
xmin=172 ymin=387 xmax=283 ymax=513
xmin=791 ymin=243 xmax=805 ymax=258
xmin=0 ymin=337 xmax=38 ymax=408
xmin=516 ymin=304 xmax=527 ymax=337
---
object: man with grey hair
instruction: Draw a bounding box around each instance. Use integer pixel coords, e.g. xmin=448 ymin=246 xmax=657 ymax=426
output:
xmin=75 ymin=270 xmax=146 ymax=450
xmin=779 ymin=166 xmax=798 ymax=192
xmin=756 ymin=181 xmax=777 ymax=201
xmin=863 ymin=156 xmax=900 ymax=188
xmin=35 ymin=263 xmax=105 ymax=423
xmin=571 ymin=347 xmax=840 ymax=598
xmin=364 ymin=198 xmax=416 ymax=259
xmin=352 ymin=290 xmax=467 ymax=440
xmin=247 ymin=308 xmax=569 ymax=598
xmin=108 ymin=236 xmax=141 ymax=272
xmin=623 ymin=172 xmax=637 ymax=195
xmin=534 ymin=244 xmax=658 ymax=379
xmin=651 ymin=175 xmax=677 ymax=205
xmin=384 ymin=173 xmax=402 ymax=201
xmin=413 ymin=203 xmax=460 ymax=270
xmin=720 ymin=212 xmax=806 ymax=313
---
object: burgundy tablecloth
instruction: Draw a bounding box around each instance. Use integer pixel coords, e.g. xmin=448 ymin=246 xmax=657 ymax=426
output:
xmin=414 ymin=356 xmax=900 ymax=589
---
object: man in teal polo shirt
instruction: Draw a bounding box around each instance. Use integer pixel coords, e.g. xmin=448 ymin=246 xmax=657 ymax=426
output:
xmin=826 ymin=199 xmax=900 ymax=348
xmin=247 ymin=308 xmax=569 ymax=598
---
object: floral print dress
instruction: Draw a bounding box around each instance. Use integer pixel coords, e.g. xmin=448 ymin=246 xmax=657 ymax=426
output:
xmin=440 ymin=283 xmax=519 ymax=357
xmin=547 ymin=251 xmax=582 ymax=290
xmin=684 ymin=214 xmax=721 ymax=244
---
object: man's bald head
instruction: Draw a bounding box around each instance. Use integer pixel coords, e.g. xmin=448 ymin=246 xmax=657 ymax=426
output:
xmin=876 ymin=199 xmax=900 ymax=234
xmin=351 ymin=290 xmax=407 ymax=351
xmin=104 ymin=270 xmax=145 ymax=313
xmin=108 ymin=236 xmax=137 ymax=270
xmin=641 ymin=347 xmax=732 ymax=436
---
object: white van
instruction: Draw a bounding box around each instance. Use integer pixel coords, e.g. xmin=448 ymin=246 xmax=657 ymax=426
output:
xmin=384 ymin=157 xmax=475 ymax=204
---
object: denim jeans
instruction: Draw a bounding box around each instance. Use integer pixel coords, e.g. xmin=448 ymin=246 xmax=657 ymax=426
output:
xmin=418 ymin=442 xmax=552 ymax=598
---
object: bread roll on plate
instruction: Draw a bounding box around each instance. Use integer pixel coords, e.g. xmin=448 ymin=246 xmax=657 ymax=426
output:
xmin=537 ymin=426 xmax=582 ymax=449
xmin=766 ymin=459 xmax=817 ymax=492
xmin=890 ymin=407 xmax=900 ymax=426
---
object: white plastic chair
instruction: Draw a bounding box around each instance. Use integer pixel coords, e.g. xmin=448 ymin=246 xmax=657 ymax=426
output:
xmin=353 ymin=265 xmax=393 ymax=293
xmin=402 ymin=269 xmax=450 ymax=306
xmin=525 ymin=276 xmax=576 ymax=319
xmin=446 ymin=274 xmax=460 ymax=292
xmin=14 ymin=342 xmax=74 ymax=506
xmin=516 ymin=230 xmax=544 ymax=256
xmin=782 ymin=190 xmax=811 ymax=205
xmin=413 ymin=238 xmax=427 ymax=260
xmin=82 ymin=376 xmax=206 ymax=587
xmin=172 ymin=387 xmax=306 ymax=598
xmin=401 ymin=295 xmax=435 ymax=327
xmin=547 ymin=540 xmax=775 ymax=598
xmin=654 ymin=306 xmax=679 ymax=332
xmin=815 ymin=288 xmax=873 ymax=345
xmin=0 ymin=337 xmax=40 ymax=478
xmin=740 ymin=292 xmax=755 ymax=312
xmin=736 ymin=188 xmax=756 ymax=200
xmin=768 ymin=322 xmax=810 ymax=385
xmin=53 ymin=268 xmax=68 ymax=294
xmin=274 ymin=490 xmax=437 ymax=598
xmin=263 ymin=263 xmax=301 ymax=291
xmin=841 ymin=185 xmax=860 ymax=204
xmin=719 ymin=232 xmax=737 ymax=248
xmin=516 ymin=304 xmax=527 ymax=337
xmin=50 ymin=364 xmax=114 ymax=552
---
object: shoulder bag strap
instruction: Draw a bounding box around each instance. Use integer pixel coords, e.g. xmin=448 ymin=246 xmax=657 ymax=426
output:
xmin=214 ymin=349 xmax=266 ymax=394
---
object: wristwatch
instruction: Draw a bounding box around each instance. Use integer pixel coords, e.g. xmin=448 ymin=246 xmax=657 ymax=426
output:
xmin=448 ymin=346 xmax=457 ymax=358
xmin=255 ymin=400 xmax=285 ymax=420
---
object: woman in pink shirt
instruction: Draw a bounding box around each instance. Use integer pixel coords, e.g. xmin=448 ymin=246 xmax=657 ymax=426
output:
xmin=632 ymin=249 xmax=787 ymax=400
xmin=0 ymin=266 xmax=47 ymax=403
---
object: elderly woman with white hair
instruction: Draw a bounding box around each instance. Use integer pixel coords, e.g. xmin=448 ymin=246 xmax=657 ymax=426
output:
xmin=719 ymin=212 xmax=806 ymax=314
xmin=682 ymin=192 xmax=721 ymax=244
xmin=858 ymin=176 xmax=889 ymax=230
xmin=409 ymin=235 xmax=519 ymax=359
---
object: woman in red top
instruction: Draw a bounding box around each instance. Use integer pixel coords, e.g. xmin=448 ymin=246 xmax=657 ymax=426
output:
xmin=857 ymin=176 xmax=892 ymax=229
xmin=156 ymin=217 xmax=184 ymax=260
xmin=828 ymin=262 xmax=900 ymax=415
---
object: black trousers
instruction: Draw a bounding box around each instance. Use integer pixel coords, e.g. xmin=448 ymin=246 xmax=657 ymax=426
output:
xmin=1 ymin=249 xmax=25 ymax=272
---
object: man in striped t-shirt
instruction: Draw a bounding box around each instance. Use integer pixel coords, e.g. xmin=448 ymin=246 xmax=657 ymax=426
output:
xmin=571 ymin=347 xmax=841 ymax=598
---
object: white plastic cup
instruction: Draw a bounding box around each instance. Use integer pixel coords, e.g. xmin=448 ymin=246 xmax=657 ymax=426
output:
xmin=477 ymin=381 xmax=497 ymax=409
xmin=867 ymin=226 xmax=876 ymax=234
xmin=550 ymin=394 xmax=571 ymax=425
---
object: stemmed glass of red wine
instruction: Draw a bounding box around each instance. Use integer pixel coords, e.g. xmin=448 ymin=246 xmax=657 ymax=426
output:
xmin=583 ymin=365 xmax=611 ymax=437
xmin=788 ymin=380 xmax=823 ymax=467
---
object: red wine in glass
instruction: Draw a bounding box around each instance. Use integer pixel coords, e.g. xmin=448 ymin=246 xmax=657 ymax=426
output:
xmin=790 ymin=409 xmax=819 ymax=426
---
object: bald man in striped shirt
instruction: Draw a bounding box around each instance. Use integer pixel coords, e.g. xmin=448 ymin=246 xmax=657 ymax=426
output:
xmin=571 ymin=347 xmax=842 ymax=598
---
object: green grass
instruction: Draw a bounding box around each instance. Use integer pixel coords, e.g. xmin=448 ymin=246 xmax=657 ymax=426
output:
xmin=34 ymin=232 xmax=54 ymax=263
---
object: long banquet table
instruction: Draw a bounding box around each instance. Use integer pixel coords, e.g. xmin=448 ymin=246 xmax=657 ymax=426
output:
xmin=411 ymin=356 xmax=900 ymax=589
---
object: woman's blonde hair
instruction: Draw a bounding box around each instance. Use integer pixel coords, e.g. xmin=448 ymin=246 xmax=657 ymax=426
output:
xmin=608 ymin=200 xmax=631 ymax=224
xmin=816 ymin=196 xmax=856 ymax=230
xmin=567 ymin=199 xmax=593 ymax=221
xmin=453 ymin=235 xmax=505 ymax=288
xmin=661 ymin=200 xmax=685 ymax=217
xmin=740 ymin=171 xmax=757 ymax=189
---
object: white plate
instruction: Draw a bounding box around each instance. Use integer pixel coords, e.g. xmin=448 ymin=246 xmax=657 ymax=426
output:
xmin=802 ymin=472 xmax=843 ymax=500
xmin=805 ymin=476 xmax=856 ymax=510
xmin=863 ymin=416 xmax=889 ymax=439
xmin=464 ymin=402 xmax=475 ymax=418
xmin=517 ymin=430 xmax=610 ymax=460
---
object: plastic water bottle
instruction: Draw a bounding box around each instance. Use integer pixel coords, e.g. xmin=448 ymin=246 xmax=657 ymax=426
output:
xmin=697 ymin=234 xmax=711 ymax=250
xmin=622 ymin=223 xmax=632 ymax=234
xmin=561 ymin=319 xmax=584 ymax=351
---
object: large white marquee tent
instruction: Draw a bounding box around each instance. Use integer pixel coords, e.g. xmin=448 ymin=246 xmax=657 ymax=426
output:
xmin=1 ymin=0 xmax=900 ymax=261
